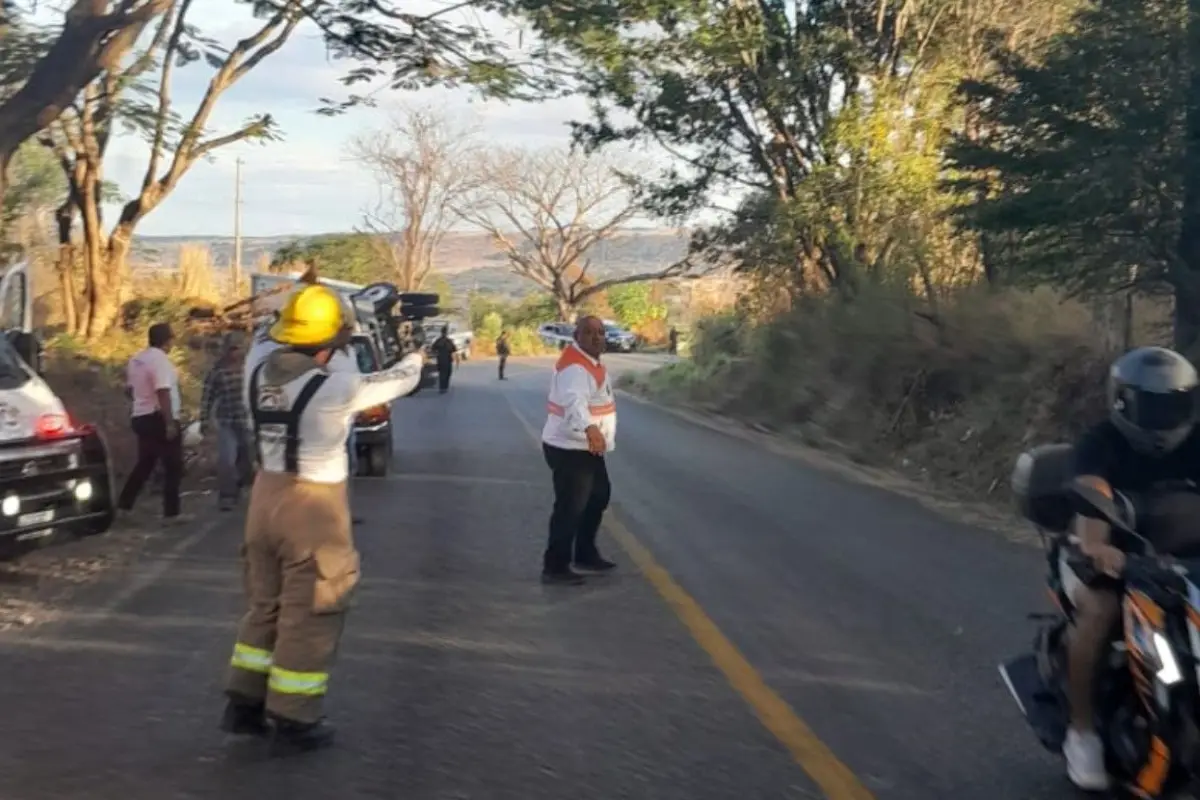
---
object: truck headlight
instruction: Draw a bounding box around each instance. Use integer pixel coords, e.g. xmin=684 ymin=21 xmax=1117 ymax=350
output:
xmin=2 ymin=494 xmax=19 ymax=516
xmin=73 ymin=480 xmax=93 ymax=502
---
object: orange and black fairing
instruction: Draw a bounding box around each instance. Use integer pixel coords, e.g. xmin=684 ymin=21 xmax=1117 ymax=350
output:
xmin=1125 ymin=590 xmax=1166 ymax=709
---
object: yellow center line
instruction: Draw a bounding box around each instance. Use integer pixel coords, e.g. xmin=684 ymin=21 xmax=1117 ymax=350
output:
xmin=499 ymin=388 xmax=876 ymax=800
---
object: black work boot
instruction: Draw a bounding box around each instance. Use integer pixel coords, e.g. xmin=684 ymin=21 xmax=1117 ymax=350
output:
xmin=268 ymin=716 xmax=336 ymax=756
xmin=573 ymin=556 xmax=616 ymax=574
xmin=219 ymin=697 xmax=269 ymax=737
xmin=541 ymin=568 xmax=586 ymax=586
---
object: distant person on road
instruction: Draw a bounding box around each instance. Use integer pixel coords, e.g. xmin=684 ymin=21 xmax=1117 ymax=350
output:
xmin=200 ymin=332 xmax=252 ymax=511
xmin=539 ymin=315 xmax=616 ymax=585
xmin=117 ymin=323 xmax=190 ymax=525
xmin=431 ymin=325 xmax=457 ymax=394
xmin=668 ymin=326 xmax=678 ymax=355
xmin=223 ymin=284 xmax=423 ymax=754
xmin=496 ymin=330 xmax=511 ymax=380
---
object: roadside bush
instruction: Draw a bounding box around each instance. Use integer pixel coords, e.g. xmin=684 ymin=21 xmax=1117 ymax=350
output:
xmin=624 ymin=284 xmax=1125 ymax=501
xmin=472 ymin=313 xmax=553 ymax=357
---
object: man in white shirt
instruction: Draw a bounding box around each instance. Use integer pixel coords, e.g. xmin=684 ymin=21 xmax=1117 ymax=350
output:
xmin=117 ymin=323 xmax=190 ymax=523
xmin=223 ymin=285 xmax=424 ymax=755
xmin=540 ymin=316 xmax=618 ymax=585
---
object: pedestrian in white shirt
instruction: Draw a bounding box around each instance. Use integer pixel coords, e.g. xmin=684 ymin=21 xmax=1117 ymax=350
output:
xmin=117 ymin=323 xmax=191 ymax=524
xmin=540 ymin=316 xmax=618 ymax=585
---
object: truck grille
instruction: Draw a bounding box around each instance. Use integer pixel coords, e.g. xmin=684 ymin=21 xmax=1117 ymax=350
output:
xmin=0 ymin=453 xmax=73 ymax=482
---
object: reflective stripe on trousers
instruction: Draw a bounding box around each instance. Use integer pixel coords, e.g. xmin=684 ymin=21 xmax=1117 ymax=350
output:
xmin=230 ymin=643 xmax=329 ymax=696
xmin=268 ymin=666 xmax=329 ymax=697
xmin=231 ymin=642 xmax=273 ymax=674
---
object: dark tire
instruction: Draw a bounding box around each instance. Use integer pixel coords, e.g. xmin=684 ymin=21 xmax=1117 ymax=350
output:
xmin=355 ymin=282 xmax=400 ymax=314
xmin=366 ymin=442 xmax=391 ymax=477
xmin=399 ymin=304 xmax=440 ymax=321
xmin=399 ymin=292 xmax=439 ymax=306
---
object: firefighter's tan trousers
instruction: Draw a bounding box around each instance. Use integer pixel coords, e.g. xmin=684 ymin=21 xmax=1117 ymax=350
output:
xmin=225 ymin=471 xmax=360 ymax=724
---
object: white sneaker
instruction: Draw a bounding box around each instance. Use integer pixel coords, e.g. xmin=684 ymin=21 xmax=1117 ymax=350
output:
xmin=1063 ymin=728 xmax=1110 ymax=791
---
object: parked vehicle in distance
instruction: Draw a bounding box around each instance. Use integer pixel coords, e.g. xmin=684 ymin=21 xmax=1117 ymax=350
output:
xmin=602 ymin=320 xmax=639 ymax=353
xmin=537 ymin=322 xmax=574 ymax=350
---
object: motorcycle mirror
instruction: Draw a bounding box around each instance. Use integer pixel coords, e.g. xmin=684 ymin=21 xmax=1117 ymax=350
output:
xmin=1068 ymin=477 xmax=1134 ymax=533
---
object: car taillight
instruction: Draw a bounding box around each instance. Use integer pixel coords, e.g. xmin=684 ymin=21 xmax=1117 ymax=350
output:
xmin=35 ymin=412 xmax=72 ymax=440
xmin=355 ymin=405 xmax=390 ymax=425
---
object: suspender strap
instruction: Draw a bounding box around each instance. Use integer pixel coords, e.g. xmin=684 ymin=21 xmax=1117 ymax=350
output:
xmin=249 ymin=361 xmax=330 ymax=474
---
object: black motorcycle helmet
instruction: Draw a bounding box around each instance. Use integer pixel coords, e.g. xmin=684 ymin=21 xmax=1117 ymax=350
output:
xmin=1109 ymin=346 xmax=1200 ymax=455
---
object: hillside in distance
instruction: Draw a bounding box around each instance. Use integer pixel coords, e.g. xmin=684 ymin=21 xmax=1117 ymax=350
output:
xmin=132 ymin=228 xmax=693 ymax=298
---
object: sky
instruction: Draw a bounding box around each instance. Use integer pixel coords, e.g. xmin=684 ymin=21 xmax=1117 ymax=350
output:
xmin=96 ymin=0 xmax=625 ymax=238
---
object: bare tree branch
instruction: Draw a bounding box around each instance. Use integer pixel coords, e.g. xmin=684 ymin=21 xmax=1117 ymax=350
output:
xmin=451 ymin=145 xmax=696 ymax=319
xmin=347 ymin=104 xmax=483 ymax=291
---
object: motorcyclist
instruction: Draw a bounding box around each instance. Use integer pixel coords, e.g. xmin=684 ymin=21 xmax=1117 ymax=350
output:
xmin=1064 ymin=345 xmax=1200 ymax=790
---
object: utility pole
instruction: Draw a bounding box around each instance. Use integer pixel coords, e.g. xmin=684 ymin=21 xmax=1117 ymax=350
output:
xmin=232 ymin=157 xmax=243 ymax=291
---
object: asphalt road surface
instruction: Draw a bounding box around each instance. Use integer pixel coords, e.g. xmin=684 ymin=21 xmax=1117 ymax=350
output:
xmin=0 ymin=354 xmax=1066 ymax=800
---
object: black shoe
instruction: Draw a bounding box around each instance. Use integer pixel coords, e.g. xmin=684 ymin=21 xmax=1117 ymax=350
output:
xmin=219 ymin=699 xmax=270 ymax=737
xmin=574 ymin=557 xmax=617 ymax=574
xmin=541 ymin=568 xmax=586 ymax=586
xmin=268 ymin=717 xmax=336 ymax=756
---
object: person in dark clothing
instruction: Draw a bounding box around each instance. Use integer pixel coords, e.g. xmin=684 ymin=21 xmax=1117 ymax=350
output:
xmin=118 ymin=323 xmax=191 ymax=524
xmin=668 ymin=326 xmax=678 ymax=355
xmin=1058 ymin=346 xmax=1200 ymax=790
xmin=496 ymin=330 xmax=511 ymax=380
xmin=431 ymin=326 xmax=457 ymax=393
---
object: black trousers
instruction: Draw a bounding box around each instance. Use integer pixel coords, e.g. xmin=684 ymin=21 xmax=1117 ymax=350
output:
xmin=437 ymin=360 xmax=452 ymax=392
xmin=118 ymin=413 xmax=183 ymax=517
xmin=498 ymin=355 xmax=508 ymax=380
xmin=542 ymin=443 xmax=610 ymax=572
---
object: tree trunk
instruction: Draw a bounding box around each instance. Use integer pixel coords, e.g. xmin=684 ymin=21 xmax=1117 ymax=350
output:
xmin=554 ymin=293 xmax=575 ymax=322
xmin=87 ymin=232 xmax=131 ymax=339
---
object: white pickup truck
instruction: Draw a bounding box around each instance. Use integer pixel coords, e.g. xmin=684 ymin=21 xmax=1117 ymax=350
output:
xmin=0 ymin=260 xmax=116 ymax=559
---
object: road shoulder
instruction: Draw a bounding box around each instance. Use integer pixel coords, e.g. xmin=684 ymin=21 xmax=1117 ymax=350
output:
xmin=615 ymin=387 xmax=1034 ymax=545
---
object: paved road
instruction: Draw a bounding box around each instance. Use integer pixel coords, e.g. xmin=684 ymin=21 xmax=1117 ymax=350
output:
xmin=0 ymin=355 xmax=1063 ymax=799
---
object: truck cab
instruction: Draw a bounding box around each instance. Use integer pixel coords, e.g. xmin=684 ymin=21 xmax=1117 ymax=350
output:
xmin=0 ymin=260 xmax=115 ymax=559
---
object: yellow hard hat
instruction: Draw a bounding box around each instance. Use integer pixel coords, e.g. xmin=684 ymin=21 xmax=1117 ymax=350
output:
xmin=269 ymin=285 xmax=350 ymax=347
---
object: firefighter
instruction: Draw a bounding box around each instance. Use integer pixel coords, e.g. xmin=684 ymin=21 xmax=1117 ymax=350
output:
xmin=220 ymin=284 xmax=424 ymax=754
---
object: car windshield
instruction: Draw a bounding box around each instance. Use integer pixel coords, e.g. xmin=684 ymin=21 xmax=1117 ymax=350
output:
xmin=351 ymin=339 xmax=377 ymax=373
xmin=0 ymin=337 xmax=30 ymax=390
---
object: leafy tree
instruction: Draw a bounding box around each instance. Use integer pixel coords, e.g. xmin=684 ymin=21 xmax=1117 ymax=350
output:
xmin=0 ymin=0 xmax=562 ymax=214
xmin=453 ymin=146 xmax=690 ymax=320
xmin=607 ymin=283 xmax=666 ymax=329
xmin=948 ymin=0 xmax=1186 ymax=331
xmin=270 ymin=233 xmax=390 ymax=286
xmin=0 ymin=139 xmax=65 ymax=262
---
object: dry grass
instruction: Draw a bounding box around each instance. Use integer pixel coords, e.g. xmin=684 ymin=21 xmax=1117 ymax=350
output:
xmin=39 ymin=245 xmax=234 ymax=485
xmin=623 ymin=284 xmax=1163 ymax=505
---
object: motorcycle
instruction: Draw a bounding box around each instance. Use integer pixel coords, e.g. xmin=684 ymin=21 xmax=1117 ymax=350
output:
xmin=1003 ymin=443 xmax=1200 ymax=797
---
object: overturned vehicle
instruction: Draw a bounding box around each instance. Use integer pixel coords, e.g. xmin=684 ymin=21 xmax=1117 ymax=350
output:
xmin=233 ymin=272 xmax=440 ymax=477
